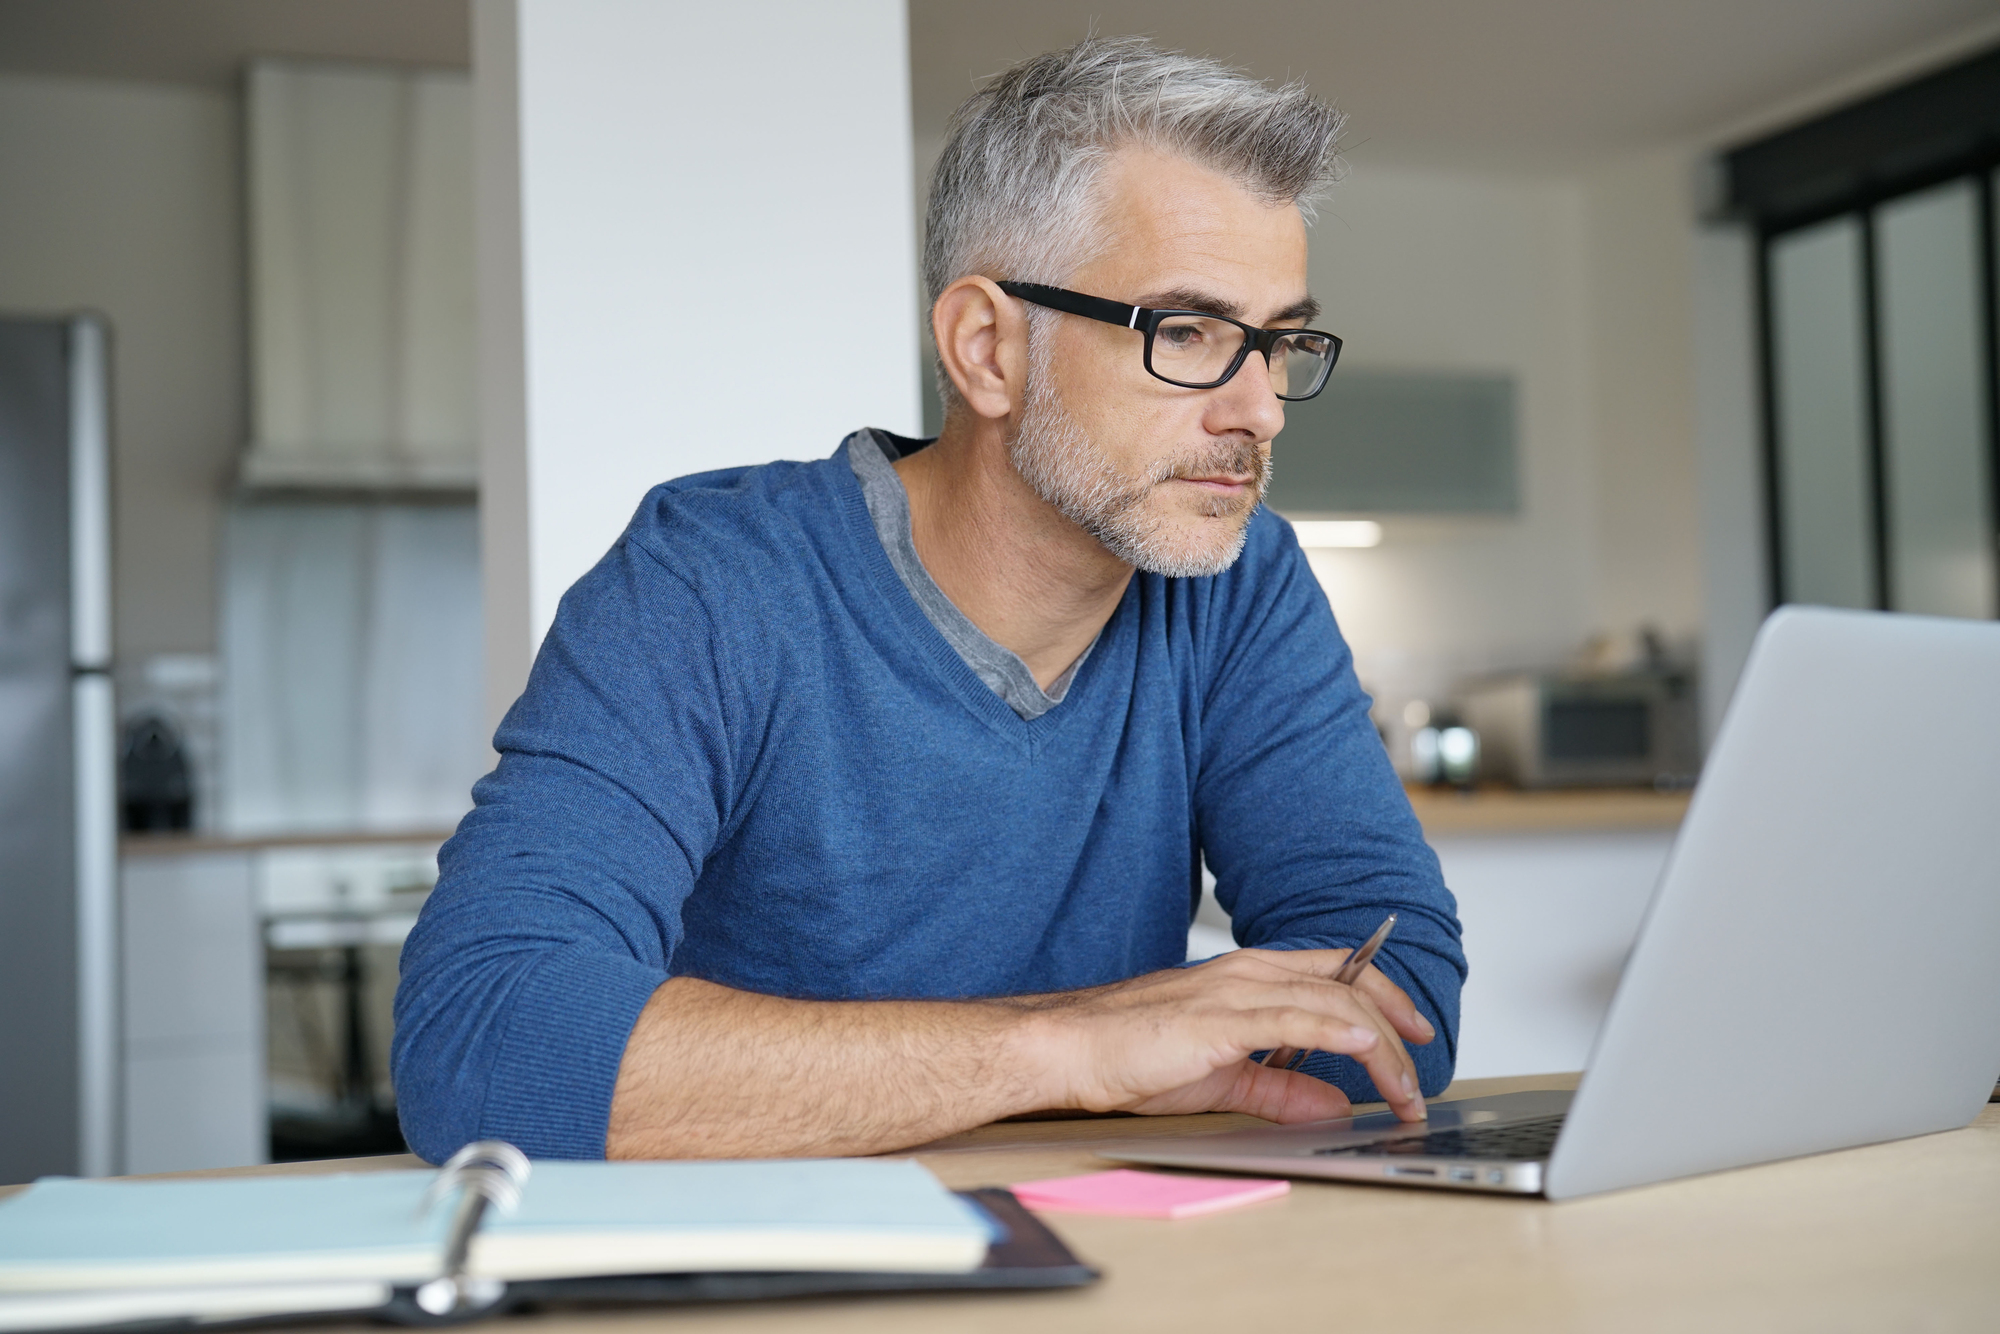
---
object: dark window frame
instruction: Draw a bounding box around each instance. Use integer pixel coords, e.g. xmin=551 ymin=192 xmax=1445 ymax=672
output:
xmin=1722 ymin=45 xmax=2000 ymax=616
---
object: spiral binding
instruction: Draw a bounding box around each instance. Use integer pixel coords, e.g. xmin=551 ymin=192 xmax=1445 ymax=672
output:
xmin=413 ymin=1141 xmax=532 ymax=1316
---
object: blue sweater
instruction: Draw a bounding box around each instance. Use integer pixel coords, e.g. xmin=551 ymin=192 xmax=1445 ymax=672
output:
xmin=392 ymin=437 xmax=1465 ymax=1163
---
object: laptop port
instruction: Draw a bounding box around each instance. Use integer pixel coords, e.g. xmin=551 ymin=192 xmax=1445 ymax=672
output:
xmin=1386 ymin=1166 xmax=1438 ymax=1178
xmin=1449 ymin=1167 xmax=1476 ymax=1182
xmin=1487 ymin=1170 xmax=1506 ymax=1184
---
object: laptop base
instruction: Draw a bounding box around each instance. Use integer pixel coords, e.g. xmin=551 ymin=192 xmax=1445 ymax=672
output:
xmin=1104 ymin=1090 xmax=1570 ymax=1196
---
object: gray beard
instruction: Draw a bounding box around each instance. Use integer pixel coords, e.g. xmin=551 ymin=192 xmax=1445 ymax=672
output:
xmin=1007 ymin=361 xmax=1270 ymax=579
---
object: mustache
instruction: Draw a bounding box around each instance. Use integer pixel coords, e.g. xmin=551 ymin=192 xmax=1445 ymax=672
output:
xmin=1147 ymin=441 xmax=1269 ymax=486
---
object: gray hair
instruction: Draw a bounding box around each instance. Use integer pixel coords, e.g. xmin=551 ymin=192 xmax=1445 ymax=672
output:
xmin=923 ymin=36 xmax=1346 ymax=318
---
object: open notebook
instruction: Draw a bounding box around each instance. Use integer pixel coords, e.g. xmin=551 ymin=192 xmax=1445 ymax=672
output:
xmin=0 ymin=1146 xmax=1091 ymax=1332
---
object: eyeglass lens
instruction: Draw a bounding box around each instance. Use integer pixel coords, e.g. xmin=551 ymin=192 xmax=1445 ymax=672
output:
xmin=1273 ymin=332 xmax=1336 ymax=400
xmin=1150 ymin=316 xmax=1335 ymax=399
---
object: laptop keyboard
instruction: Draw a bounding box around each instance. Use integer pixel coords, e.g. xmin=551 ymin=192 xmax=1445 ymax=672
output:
xmin=1314 ymin=1113 xmax=1567 ymax=1161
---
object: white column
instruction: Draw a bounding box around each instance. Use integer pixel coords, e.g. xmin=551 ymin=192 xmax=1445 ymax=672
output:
xmin=1692 ymin=222 xmax=1766 ymax=748
xmin=474 ymin=0 xmax=921 ymax=731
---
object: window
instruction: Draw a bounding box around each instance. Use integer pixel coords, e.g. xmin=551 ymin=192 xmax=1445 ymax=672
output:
xmin=1723 ymin=46 xmax=2000 ymax=618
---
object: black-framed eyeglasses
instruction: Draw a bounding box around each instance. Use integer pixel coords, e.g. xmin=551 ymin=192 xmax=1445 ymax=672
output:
xmin=996 ymin=281 xmax=1343 ymax=401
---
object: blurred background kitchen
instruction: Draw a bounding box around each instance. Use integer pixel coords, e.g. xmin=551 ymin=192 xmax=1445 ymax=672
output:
xmin=3 ymin=0 xmax=1997 ymax=1181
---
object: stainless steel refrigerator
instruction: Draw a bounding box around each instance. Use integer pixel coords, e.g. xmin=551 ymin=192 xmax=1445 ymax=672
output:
xmin=0 ymin=315 xmax=119 ymax=1182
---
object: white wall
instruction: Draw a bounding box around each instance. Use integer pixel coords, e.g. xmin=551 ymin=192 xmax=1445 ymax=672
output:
xmin=1578 ymin=148 xmax=1704 ymax=645
xmin=0 ymin=73 xmax=243 ymax=686
xmin=1301 ymin=164 xmax=1599 ymax=706
xmin=476 ymin=0 xmax=924 ymax=728
xmin=1692 ymin=224 xmax=1767 ymax=746
xmin=1298 ymin=153 xmax=1708 ymax=713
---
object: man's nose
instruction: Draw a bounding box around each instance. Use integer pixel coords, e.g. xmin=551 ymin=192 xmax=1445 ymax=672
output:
xmin=1205 ymin=350 xmax=1288 ymax=443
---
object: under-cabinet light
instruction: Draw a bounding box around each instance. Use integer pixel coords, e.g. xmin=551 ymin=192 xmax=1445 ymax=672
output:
xmin=1291 ymin=520 xmax=1383 ymax=549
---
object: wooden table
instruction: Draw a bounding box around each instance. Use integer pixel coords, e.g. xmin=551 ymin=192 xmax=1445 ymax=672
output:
xmin=11 ymin=1073 xmax=1997 ymax=1332
xmin=1403 ymin=785 xmax=1691 ymax=836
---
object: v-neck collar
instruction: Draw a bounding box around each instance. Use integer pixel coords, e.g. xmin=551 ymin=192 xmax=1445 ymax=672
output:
xmin=849 ymin=429 xmax=1099 ymax=719
xmin=828 ymin=433 xmax=1129 ymax=750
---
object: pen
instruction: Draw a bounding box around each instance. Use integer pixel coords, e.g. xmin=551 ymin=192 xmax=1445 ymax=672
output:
xmin=1259 ymin=912 xmax=1397 ymax=1073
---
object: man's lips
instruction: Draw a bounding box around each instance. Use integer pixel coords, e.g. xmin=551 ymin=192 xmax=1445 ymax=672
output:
xmin=1172 ymin=474 xmax=1256 ymax=494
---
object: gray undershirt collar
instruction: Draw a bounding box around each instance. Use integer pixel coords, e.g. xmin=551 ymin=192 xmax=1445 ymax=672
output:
xmin=849 ymin=429 xmax=1096 ymax=721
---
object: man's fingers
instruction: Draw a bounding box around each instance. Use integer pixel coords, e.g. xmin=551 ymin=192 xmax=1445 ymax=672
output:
xmin=1229 ymin=982 xmax=1402 ymax=1069
xmin=1353 ymin=966 xmax=1437 ymax=1045
xmin=1080 ymin=953 xmax=1429 ymax=1123
xmin=1244 ymin=1005 xmax=1379 ymax=1059
xmin=1230 ymin=1000 xmax=1421 ymax=1124
xmin=1122 ymin=1059 xmax=1353 ymax=1122
xmin=1345 ymin=990 xmax=1425 ymax=1122
xmin=1229 ymin=968 xmax=1429 ymax=1116
xmin=1245 ymin=990 xmax=1424 ymax=1124
xmin=1231 ymin=950 xmax=1438 ymax=1046
xmin=1221 ymin=1062 xmax=1354 ymax=1124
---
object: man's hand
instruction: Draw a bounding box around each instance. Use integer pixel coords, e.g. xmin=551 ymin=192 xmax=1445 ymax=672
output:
xmin=606 ymin=949 xmax=1436 ymax=1159
xmin=1025 ymin=948 xmax=1434 ymax=1125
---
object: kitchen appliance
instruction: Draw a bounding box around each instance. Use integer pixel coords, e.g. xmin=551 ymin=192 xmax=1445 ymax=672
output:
xmin=1458 ymin=669 xmax=1698 ymax=789
xmin=0 ymin=315 xmax=119 ymax=1181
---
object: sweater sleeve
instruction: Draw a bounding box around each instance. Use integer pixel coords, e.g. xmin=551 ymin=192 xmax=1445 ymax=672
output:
xmin=391 ymin=534 xmax=736 ymax=1163
xmin=1193 ymin=512 xmax=1467 ymax=1101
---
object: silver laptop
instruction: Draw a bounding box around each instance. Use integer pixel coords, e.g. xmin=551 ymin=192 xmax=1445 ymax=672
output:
xmin=1108 ymin=607 xmax=2000 ymax=1200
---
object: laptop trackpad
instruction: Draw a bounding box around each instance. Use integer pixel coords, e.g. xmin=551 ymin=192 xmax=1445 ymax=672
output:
xmin=1326 ymin=1089 xmax=1574 ymax=1143
xmin=1099 ymin=1089 xmax=1577 ymax=1161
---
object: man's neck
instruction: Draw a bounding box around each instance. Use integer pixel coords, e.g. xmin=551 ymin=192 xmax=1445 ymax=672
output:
xmin=894 ymin=417 xmax=1133 ymax=691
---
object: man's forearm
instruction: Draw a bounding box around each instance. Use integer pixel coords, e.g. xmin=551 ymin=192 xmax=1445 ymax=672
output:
xmin=605 ymin=978 xmax=1054 ymax=1159
xmin=606 ymin=948 xmax=1436 ymax=1160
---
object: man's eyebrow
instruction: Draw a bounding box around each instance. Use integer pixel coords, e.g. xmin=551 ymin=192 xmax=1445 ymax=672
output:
xmin=1138 ymin=287 xmax=1244 ymax=319
xmin=1138 ymin=288 xmax=1321 ymax=326
xmin=1272 ymin=295 xmax=1321 ymax=325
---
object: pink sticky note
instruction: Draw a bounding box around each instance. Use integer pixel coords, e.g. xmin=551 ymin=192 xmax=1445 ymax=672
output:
xmin=1010 ymin=1168 xmax=1290 ymax=1219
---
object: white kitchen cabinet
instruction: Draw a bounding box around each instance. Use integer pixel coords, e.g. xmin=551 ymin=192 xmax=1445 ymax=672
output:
xmin=117 ymin=837 xmax=443 ymax=1174
xmin=120 ymin=851 xmax=265 ymax=1173
xmin=1438 ymin=830 xmax=1673 ymax=1079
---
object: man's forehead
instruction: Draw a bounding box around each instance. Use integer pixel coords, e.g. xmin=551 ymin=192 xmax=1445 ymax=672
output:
xmin=1087 ymin=147 xmax=1312 ymax=320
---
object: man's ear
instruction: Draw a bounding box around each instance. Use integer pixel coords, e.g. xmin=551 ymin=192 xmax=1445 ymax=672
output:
xmin=931 ymin=276 xmax=1024 ymax=422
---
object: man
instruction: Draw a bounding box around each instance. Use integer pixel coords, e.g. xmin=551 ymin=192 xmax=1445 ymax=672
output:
xmin=393 ymin=36 xmax=1464 ymax=1163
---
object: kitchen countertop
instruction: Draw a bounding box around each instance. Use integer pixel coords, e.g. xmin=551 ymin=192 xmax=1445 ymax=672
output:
xmin=119 ymin=790 xmax=1686 ymax=857
xmin=1406 ymin=784 xmax=1690 ymax=836
xmin=120 ymin=829 xmax=457 ymax=857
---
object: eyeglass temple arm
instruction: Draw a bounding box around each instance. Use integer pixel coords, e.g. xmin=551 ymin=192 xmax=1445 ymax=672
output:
xmin=995 ymin=281 xmax=1143 ymax=330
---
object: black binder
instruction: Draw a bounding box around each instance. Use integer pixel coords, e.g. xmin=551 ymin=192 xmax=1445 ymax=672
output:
xmin=9 ymin=1189 xmax=1095 ymax=1333
xmin=377 ymin=1189 xmax=1097 ymax=1327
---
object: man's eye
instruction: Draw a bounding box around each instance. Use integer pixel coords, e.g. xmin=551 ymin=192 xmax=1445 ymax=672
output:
xmin=1158 ymin=325 xmax=1203 ymax=348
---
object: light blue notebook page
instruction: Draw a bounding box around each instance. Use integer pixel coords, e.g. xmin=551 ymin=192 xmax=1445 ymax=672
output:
xmin=471 ymin=1159 xmax=995 ymax=1279
xmin=0 ymin=1172 xmax=446 ymax=1292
